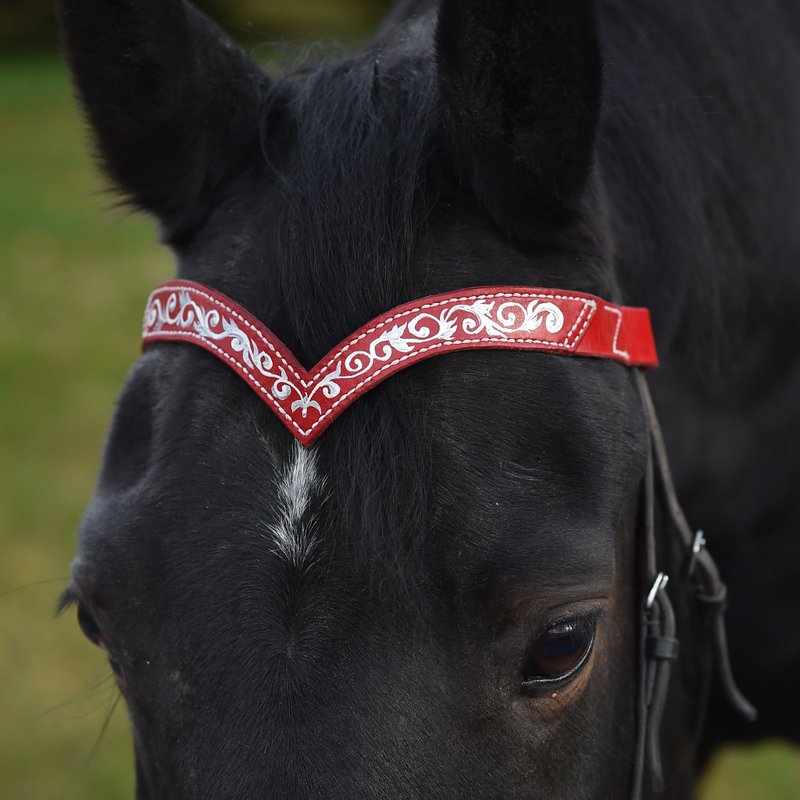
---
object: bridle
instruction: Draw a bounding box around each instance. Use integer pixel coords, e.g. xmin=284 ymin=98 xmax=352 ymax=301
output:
xmin=631 ymin=372 xmax=756 ymax=800
xmin=141 ymin=280 xmax=755 ymax=797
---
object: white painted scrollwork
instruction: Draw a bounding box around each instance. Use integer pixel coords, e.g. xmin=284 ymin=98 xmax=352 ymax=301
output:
xmin=147 ymin=289 xmax=305 ymax=406
xmin=145 ymin=291 xmax=567 ymax=421
xmin=307 ymin=298 xmax=564 ymax=405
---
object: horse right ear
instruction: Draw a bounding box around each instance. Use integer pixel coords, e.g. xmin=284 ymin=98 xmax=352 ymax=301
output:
xmin=435 ymin=0 xmax=602 ymax=224
xmin=57 ymin=0 xmax=267 ymax=239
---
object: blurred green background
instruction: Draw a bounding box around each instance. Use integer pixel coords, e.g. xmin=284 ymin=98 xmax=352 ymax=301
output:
xmin=1 ymin=3 xmax=799 ymax=798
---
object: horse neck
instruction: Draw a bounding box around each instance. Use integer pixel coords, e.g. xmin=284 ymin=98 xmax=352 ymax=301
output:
xmin=598 ymin=4 xmax=797 ymax=377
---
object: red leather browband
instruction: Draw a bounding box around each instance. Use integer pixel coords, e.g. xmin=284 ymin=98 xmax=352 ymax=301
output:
xmin=142 ymin=281 xmax=658 ymax=446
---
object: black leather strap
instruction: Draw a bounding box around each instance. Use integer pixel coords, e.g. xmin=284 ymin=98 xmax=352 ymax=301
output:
xmin=630 ymin=373 xmax=756 ymax=800
xmin=646 ymin=635 xmax=680 ymax=662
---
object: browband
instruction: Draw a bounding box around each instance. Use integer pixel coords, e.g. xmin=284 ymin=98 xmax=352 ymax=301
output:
xmin=142 ymin=280 xmax=658 ymax=446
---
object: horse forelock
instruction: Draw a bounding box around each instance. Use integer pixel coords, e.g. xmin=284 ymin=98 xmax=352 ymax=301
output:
xmin=248 ymin=44 xmax=444 ymax=597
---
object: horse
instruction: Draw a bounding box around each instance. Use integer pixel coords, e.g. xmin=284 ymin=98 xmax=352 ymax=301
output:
xmin=56 ymin=0 xmax=800 ymax=797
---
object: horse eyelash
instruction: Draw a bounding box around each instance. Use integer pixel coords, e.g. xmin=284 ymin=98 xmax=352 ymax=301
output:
xmin=54 ymin=586 xmax=78 ymax=617
xmin=530 ymin=607 xmax=604 ymax=641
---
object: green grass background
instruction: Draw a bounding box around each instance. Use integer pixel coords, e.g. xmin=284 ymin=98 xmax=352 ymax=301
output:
xmin=1 ymin=53 xmax=799 ymax=800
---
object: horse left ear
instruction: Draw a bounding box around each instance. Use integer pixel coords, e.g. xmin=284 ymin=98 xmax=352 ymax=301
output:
xmin=435 ymin=0 xmax=602 ymax=220
xmin=57 ymin=0 xmax=267 ymax=241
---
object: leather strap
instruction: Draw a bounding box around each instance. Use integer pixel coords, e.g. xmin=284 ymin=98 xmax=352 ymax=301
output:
xmin=640 ymin=376 xmax=757 ymax=724
xmin=631 ymin=373 xmax=756 ymax=800
xmin=142 ymin=281 xmax=658 ymax=445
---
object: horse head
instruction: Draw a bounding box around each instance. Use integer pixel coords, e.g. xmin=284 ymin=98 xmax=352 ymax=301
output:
xmin=57 ymin=1 xmax=742 ymax=796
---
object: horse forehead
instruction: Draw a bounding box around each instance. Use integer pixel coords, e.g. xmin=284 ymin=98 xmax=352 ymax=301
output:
xmin=81 ymin=345 xmax=640 ymax=599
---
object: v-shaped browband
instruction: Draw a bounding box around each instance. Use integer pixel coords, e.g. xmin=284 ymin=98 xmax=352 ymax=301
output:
xmin=142 ymin=280 xmax=658 ymax=446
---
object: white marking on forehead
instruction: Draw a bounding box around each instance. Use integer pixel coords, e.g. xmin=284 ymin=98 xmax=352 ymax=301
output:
xmin=268 ymin=441 xmax=325 ymax=565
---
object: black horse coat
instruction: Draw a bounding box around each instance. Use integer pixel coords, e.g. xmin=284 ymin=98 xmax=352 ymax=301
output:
xmin=57 ymin=0 xmax=800 ymax=796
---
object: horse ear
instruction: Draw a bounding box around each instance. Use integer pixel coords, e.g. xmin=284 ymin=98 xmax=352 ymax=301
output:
xmin=435 ymin=0 xmax=602 ymax=220
xmin=57 ymin=0 xmax=267 ymax=238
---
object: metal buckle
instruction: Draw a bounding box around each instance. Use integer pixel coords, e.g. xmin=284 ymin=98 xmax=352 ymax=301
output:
xmin=687 ymin=530 xmax=707 ymax=577
xmin=646 ymin=573 xmax=669 ymax=610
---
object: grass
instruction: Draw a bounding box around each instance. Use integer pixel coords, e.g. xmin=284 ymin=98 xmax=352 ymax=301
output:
xmin=0 ymin=53 xmax=169 ymax=799
xmin=1 ymin=53 xmax=798 ymax=799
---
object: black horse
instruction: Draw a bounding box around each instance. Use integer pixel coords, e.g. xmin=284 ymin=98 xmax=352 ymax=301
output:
xmin=57 ymin=0 xmax=800 ymax=797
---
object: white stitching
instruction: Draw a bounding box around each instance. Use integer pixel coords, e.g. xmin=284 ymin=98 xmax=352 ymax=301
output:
xmin=313 ymin=292 xmax=594 ymax=377
xmin=603 ymin=305 xmax=630 ymax=362
xmin=155 ymin=286 xmax=307 ymax=386
xmin=563 ymin=300 xmax=596 ymax=348
xmin=144 ymin=287 xmax=605 ymax=439
xmin=304 ymin=336 xmax=581 ymax=434
xmin=156 ymin=287 xmax=593 ymax=377
xmin=144 ymin=329 xmax=589 ymax=437
xmin=143 ymin=330 xmax=300 ymax=429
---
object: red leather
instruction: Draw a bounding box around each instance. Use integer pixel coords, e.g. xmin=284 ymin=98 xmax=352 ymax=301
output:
xmin=142 ymin=281 xmax=658 ymax=446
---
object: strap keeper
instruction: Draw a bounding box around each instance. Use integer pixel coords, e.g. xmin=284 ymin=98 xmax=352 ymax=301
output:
xmin=646 ymin=635 xmax=680 ymax=661
xmin=696 ymin=587 xmax=728 ymax=615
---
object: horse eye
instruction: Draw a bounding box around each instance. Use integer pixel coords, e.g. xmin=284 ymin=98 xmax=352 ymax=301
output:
xmin=521 ymin=616 xmax=597 ymax=690
xmin=77 ymin=603 xmax=105 ymax=648
xmin=76 ymin=604 xmax=124 ymax=677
